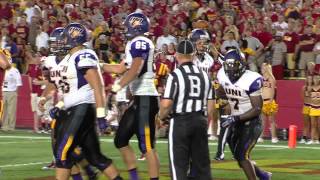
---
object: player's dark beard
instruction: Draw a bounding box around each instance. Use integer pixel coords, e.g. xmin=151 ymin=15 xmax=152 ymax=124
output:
xmin=196 ymin=51 xmax=205 ymax=62
xmin=227 ymin=72 xmax=241 ymax=83
xmin=226 ymin=66 xmax=244 ymax=83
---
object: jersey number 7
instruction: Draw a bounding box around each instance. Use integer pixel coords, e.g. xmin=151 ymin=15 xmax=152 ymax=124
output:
xmin=230 ymin=98 xmax=239 ymax=110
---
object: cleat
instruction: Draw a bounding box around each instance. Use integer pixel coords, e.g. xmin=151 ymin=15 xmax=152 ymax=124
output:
xmin=259 ymin=171 xmax=272 ymax=180
xmin=257 ymin=138 xmax=264 ymax=143
xmin=208 ymin=135 xmax=218 ymax=141
xmin=41 ymin=161 xmax=55 ymax=170
xmin=214 ymin=157 xmax=224 ymax=161
xmin=299 ymin=139 xmax=306 ymax=144
xmin=271 ymin=138 xmax=279 ymax=143
xmin=306 ymin=140 xmax=314 ymax=145
xmin=137 ymin=154 xmax=146 ymax=161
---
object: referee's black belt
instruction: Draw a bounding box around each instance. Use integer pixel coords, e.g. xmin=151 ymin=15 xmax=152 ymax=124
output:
xmin=171 ymin=111 xmax=206 ymax=117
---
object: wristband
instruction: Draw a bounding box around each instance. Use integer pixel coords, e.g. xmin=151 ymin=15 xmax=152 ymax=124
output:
xmin=55 ymin=101 xmax=64 ymax=109
xmin=96 ymin=107 xmax=106 ymax=118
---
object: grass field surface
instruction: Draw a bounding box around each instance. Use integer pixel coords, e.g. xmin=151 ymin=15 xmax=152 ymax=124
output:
xmin=0 ymin=130 xmax=320 ymax=180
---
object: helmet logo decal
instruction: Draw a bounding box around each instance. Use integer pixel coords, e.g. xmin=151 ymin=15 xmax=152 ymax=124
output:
xmin=68 ymin=27 xmax=83 ymax=38
xmin=129 ymin=17 xmax=143 ymax=27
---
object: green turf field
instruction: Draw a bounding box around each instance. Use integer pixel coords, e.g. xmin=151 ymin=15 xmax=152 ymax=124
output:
xmin=0 ymin=130 xmax=320 ymax=180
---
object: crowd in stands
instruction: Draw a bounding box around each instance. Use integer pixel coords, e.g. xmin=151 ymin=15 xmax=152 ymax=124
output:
xmin=1 ymin=0 xmax=320 ymax=80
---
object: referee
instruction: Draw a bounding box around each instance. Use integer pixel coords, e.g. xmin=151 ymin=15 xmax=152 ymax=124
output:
xmin=158 ymin=40 xmax=215 ymax=180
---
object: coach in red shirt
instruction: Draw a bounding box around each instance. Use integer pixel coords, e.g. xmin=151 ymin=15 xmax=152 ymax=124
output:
xmin=298 ymin=25 xmax=316 ymax=77
xmin=283 ymin=18 xmax=300 ymax=77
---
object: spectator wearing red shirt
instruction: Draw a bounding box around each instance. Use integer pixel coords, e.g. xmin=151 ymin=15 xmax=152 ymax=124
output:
xmin=16 ymin=14 xmax=29 ymax=43
xmin=253 ymin=21 xmax=273 ymax=47
xmin=110 ymin=27 xmax=125 ymax=53
xmin=0 ymin=1 xmax=12 ymax=20
xmin=7 ymin=16 xmax=17 ymax=36
xmin=270 ymin=4 xmax=283 ymax=22
xmin=25 ymin=49 xmax=44 ymax=132
xmin=298 ymin=25 xmax=316 ymax=77
xmin=312 ymin=4 xmax=320 ymax=20
xmin=149 ymin=17 xmax=163 ymax=38
xmin=283 ymin=18 xmax=300 ymax=77
xmin=154 ymin=0 xmax=167 ymax=14
xmin=103 ymin=72 xmax=114 ymax=95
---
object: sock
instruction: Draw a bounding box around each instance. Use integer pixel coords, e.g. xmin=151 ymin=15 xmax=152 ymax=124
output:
xmin=129 ymin=168 xmax=139 ymax=180
xmin=71 ymin=173 xmax=83 ymax=180
xmin=84 ymin=165 xmax=96 ymax=177
xmin=113 ymin=176 xmax=123 ymax=180
xmin=150 ymin=178 xmax=159 ymax=180
xmin=254 ymin=165 xmax=265 ymax=178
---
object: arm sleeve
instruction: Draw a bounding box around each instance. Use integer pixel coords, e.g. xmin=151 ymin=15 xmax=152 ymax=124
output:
xmin=162 ymin=73 xmax=177 ymax=100
xmin=130 ymin=40 xmax=150 ymax=59
xmin=247 ymin=77 xmax=263 ymax=96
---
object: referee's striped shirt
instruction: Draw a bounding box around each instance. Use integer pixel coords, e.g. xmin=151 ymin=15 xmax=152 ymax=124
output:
xmin=163 ymin=61 xmax=214 ymax=114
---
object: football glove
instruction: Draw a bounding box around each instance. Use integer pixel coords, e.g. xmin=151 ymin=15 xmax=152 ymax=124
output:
xmin=220 ymin=115 xmax=239 ymax=128
xmin=96 ymin=107 xmax=107 ymax=133
xmin=49 ymin=107 xmax=60 ymax=119
xmin=97 ymin=117 xmax=108 ymax=132
xmin=49 ymin=101 xmax=64 ymax=119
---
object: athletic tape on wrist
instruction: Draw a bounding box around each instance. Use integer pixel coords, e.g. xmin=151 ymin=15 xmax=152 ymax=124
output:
xmin=96 ymin=107 xmax=106 ymax=118
xmin=55 ymin=101 xmax=64 ymax=109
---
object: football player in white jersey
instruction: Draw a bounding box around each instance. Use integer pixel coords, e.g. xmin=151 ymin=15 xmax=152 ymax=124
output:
xmin=189 ymin=29 xmax=215 ymax=76
xmin=217 ymin=49 xmax=272 ymax=180
xmin=100 ymin=12 xmax=160 ymax=180
xmin=40 ymin=23 xmax=123 ymax=180
xmin=188 ymin=29 xmax=220 ymax=141
xmin=39 ymin=27 xmax=101 ymax=179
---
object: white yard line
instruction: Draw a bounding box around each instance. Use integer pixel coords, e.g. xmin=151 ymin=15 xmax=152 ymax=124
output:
xmin=0 ymin=162 xmax=50 ymax=168
xmin=1 ymin=135 xmax=320 ymax=150
xmin=0 ymin=140 xmax=50 ymax=144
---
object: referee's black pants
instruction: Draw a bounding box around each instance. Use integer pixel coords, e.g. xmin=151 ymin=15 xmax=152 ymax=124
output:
xmin=168 ymin=112 xmax=212 ymax=180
